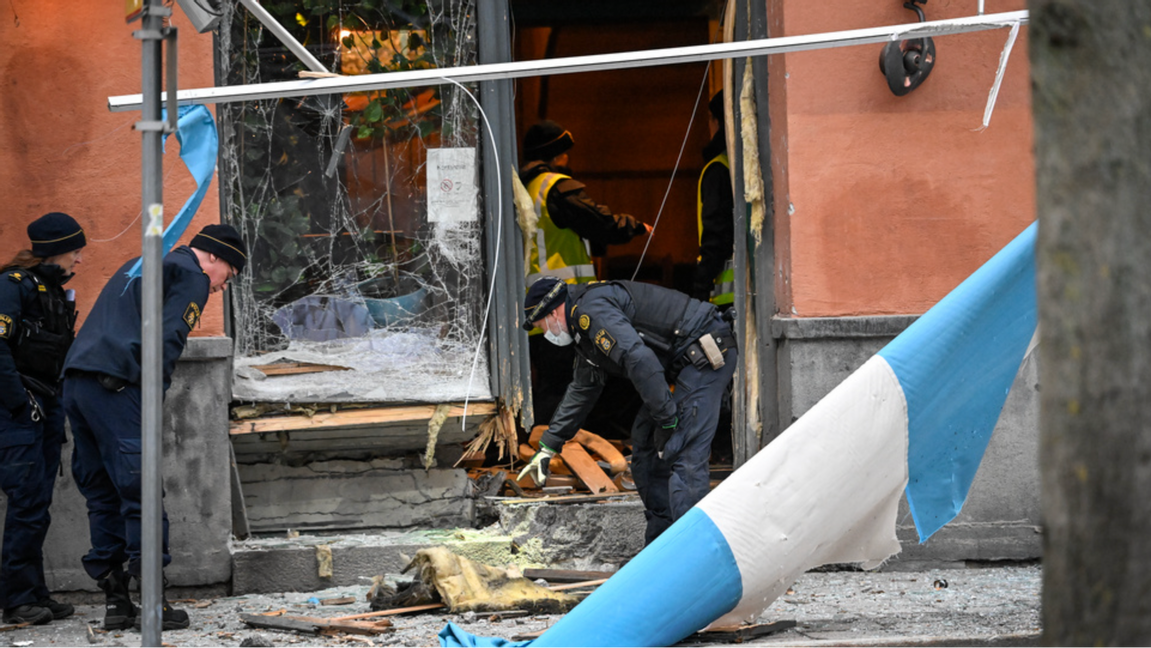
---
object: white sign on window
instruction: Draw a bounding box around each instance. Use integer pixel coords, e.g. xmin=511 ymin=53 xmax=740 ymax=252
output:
xmin=427 ymin=147 xmax=478 ymax=223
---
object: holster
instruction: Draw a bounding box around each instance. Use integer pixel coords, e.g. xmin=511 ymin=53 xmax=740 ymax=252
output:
xmin=672 ymin=328 xmax=736 ymax=376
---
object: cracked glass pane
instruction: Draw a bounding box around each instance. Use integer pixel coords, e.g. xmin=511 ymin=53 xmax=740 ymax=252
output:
xmin=216 ymin=0 xmax=490 ymax=404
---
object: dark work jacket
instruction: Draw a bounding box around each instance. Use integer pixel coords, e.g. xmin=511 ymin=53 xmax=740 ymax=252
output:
xmin=540 ymin=281 xmax=718 ymax=451
xmin=63 ymin=246 xmax=209 ymax=392
xmin=519 ymin=160 xmax=647 ymax=256
xmin=692 ymin=130 xmax=735 ymax=301
xmin=0 ymin=264 xmax=75 ymax=412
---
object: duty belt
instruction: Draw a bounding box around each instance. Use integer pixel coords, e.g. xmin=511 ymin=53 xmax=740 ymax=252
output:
xmin=669 ymin=326 xmax=736 ymax=378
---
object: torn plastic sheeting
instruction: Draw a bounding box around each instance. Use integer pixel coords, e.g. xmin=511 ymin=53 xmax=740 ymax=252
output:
xmin=272 ymin=295 xmax=374 ymax=342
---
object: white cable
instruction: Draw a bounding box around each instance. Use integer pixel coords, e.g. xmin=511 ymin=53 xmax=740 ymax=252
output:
xmin=89 ymin=165 xmax=182 ymax=243
xmin=630 ymin=64 xmax=711 ymax=281
xmin=439 ymin=76 xmax=502 ymax=432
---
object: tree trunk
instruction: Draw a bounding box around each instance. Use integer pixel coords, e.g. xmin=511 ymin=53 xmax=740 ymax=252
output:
xmin=1031 ymin=1 xmax=1151 ymax=644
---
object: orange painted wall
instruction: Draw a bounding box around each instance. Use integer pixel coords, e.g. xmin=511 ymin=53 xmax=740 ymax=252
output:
xmin=0 ymin=3 xmax=223 ymax=335
xmin=771 ymin=0 xmax=1035 ymax=317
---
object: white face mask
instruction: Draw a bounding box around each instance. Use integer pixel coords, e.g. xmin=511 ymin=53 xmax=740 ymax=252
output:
xmin=543 ymin=315 xmax=573 ymax=346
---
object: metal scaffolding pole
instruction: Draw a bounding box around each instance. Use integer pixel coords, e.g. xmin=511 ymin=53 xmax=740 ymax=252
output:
xmin=134 ymin=0 xmax=175 ymax=643
xmin=108 ymin=10 xmax=1029 ymax=112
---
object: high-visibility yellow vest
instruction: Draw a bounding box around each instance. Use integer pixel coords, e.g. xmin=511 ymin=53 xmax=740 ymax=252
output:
xmin=526 ymin=172 xmax=597 ymax=286
xmin=697 ymin=152 xmax=734 ymax=306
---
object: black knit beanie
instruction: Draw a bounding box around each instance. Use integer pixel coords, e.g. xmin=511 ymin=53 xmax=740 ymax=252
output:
xmin=28 ymin=212 xmax=86 ymax=258
xmin=190 ymin=224 xmax=248 ymax=272
xmin=523 ymin=120 xmax=574 ymax=162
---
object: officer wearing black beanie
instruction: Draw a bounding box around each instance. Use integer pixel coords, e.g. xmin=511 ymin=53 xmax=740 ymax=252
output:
xmin=61 ymin=223 xmax=246 ymax=631
xmin=0 ymin=212 xmax=88 ymax=625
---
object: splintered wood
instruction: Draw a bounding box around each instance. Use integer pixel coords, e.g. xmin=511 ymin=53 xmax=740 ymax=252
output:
xmin=495 ymin=425 xmax=629 ymax=497
xmin=240 ymin=613 xmax=392 ymax=636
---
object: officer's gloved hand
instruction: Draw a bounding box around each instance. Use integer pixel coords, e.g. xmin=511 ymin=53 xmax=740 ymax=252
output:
xmin=517 ymin=442 xmax=558 ymax=487
xmin=655 ymin=416 xmax=678 ymax=460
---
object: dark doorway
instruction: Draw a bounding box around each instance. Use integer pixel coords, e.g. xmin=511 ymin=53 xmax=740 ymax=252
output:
xmin=510 ymin=1 xmax=733 ymax=466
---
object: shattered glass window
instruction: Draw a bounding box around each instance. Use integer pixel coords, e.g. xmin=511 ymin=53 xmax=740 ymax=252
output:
xmin=215 ymin=0 xmax=491 ymax=404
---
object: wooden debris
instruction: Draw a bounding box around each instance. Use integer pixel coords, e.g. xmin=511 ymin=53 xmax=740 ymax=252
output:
xmin=499 ymin=492 xmax=633 ymax=505
xmin=487 ymin=610 xmax=529 ymax=622
xmin=684 ymin=620 xmax=797 ymax=644
xmin=250 ymin=362 xmax=353 ymax=377
xmin=508 ymin=620 xmax=794 ymax=645
xmin=0 ymin=621 xmax=32 ymax=632
xmin=547 ymin=578 xmax=609 ymax=592
xmin=331 ymin=603 xmax=445 ymax=621
xmin=231 ymin=402 xmax=496 ymax=436
xmin=559 ymin=442 xmax=618 ymax=494
xmin=457 ymin=405 xmax=517 ymax=466
xmin=529 ymin=425 xmax=627 ymax=474
xmin=319 ymin=596 xmax=357 ymax=606
xmin=240 ymin=613 xmax=392 ymax=636
xmin=523 ymin=568 xmax=616 ymax=583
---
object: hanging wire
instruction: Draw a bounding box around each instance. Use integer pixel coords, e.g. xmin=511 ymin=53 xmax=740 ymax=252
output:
xmin=89 ymin=164 xmax=182 ymax=243
xmin=438 ymin=76 xmax=502 ymax=432
xmin=630 ymin=62 xmax=712 ymax=281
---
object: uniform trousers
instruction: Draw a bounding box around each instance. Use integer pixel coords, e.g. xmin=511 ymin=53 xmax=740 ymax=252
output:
xmin=630 ymin=325 xmax=738 ymax=545
xmin=63 ymin=374 xmax=171 ymax=580
xmin=0 ymin=392 xmax=63 ymax=609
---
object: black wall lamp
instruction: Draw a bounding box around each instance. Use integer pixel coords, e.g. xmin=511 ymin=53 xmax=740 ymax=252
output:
xmin=879 ymin=0 xmax=935 ymax=96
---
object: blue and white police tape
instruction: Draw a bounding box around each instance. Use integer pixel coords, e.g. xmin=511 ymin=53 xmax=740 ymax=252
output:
xmin=441 ymin=221 xmax=1037 ymax=647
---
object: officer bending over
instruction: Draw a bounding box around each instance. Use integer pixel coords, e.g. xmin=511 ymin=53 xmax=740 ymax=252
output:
xmin=0 ymin=212 xmax=86 ymax=626
xmin=61 ymin=224 xmax=247 ymax=631
xmin=518 ymin=277 xmax=737 ymax=544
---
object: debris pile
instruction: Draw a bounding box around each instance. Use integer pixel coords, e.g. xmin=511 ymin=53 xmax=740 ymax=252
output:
xmin=463 ymin=424 xmax=635 ymax=500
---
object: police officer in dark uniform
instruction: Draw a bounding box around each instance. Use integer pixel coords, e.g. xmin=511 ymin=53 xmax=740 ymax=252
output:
xmin=0 ymin=212 xmax=86 ymax=625
xmin=518 ymin=276 xmax=738 ymax=544
xmin=520 ymin=120 xmax=652 ymax=426
xmin=62 ymin=224 xmax=246 ymax=631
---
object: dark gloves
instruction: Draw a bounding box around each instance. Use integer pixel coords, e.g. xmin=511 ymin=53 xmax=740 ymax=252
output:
xmin=654 ymin=416 xmax=678 ymax=460
xmin=517 ymin=442 xmax=558 ymax=487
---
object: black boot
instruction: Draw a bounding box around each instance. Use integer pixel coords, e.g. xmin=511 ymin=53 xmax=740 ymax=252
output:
xmin=97 ymin=570 xmax=137 ymax=630
xmin=36 ymin=596 xmax=75 ymax=620
xmin=131 ymin=577 xmax=189 ymax=631
xmin=2 ymin=604 xmax=53 ymax=625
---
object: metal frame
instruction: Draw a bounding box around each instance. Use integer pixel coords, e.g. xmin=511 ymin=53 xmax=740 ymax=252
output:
xmin=109 ymin=10 xmax=1028 ymax=111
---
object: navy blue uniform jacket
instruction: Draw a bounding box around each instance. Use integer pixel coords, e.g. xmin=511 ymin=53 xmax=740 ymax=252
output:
xmin=540 ymin=281 xmax=718 ymax=451
xmin=64 ymin=246 xmax=209 ymax=391
xmin=0 ymin=264 xmax=73 ymax=412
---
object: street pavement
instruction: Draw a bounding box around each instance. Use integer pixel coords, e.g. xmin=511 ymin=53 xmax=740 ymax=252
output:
xmin=0 ymin=563 xmax=1040 ymax=647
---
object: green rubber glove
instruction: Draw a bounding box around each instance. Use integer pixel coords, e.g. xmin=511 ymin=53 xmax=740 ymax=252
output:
xmin=517 ymin=443 xmax=558 ymax=486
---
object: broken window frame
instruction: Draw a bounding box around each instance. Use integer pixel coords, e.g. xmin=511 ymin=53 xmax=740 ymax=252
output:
xmin=213 ymin=0 xmax=530 ymax=415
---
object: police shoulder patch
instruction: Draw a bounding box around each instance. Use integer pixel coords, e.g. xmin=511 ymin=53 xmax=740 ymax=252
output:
xmin=579 ymin=314 xmax=590 ymax=330
xmin=593 ymin=328 xmax=615 ymax=355
xmin=183 ymin=302 xmax=202 ymax=330
xmin=7 ymin=271 xmax=23 ymax=283
xmin=0 ymin=314 xmax=11 ymax=339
